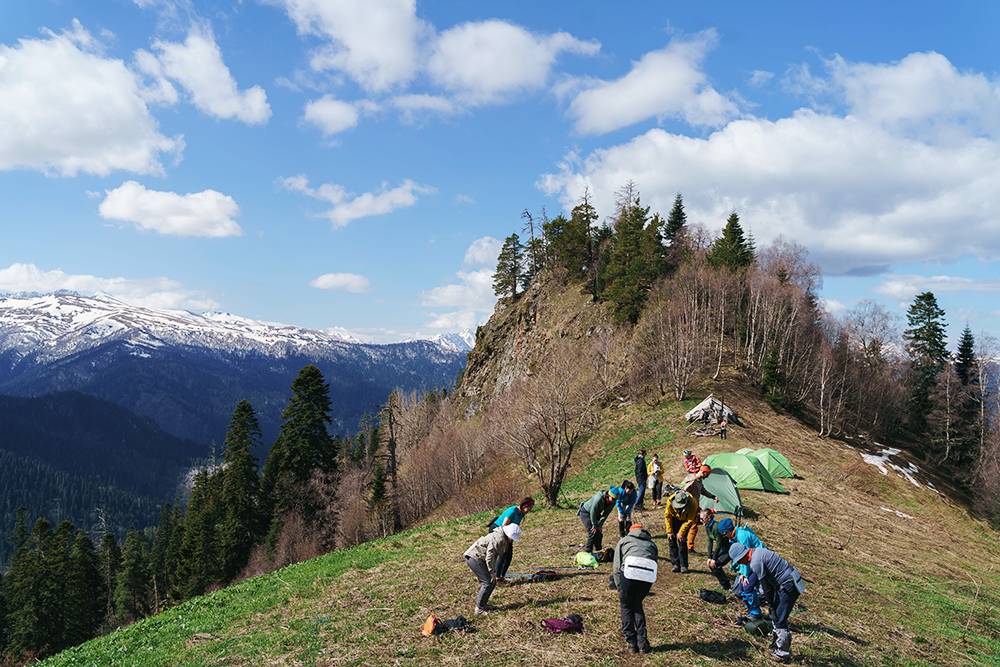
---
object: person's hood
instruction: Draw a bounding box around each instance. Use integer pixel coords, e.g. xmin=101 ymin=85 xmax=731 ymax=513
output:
xmin=628 ymin=528 xmax=652 ymax=540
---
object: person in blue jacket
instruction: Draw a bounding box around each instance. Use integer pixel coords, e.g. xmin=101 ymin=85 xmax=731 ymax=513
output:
xmin=612 ymin=480 xmax=637 ymax=537
xmin=712 ymin=518 xmax=765 ymax=618
xmin=730 ymin=543 xmax=805 ymax=663
xmin=486 ymin=497 xmax=534 ymax=579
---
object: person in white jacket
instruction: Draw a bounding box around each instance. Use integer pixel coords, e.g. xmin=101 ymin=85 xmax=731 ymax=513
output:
xmin=463 ymin=524 xmax=522 ymax=614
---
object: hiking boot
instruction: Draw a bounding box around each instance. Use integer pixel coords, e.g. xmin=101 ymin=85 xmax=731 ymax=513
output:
xmin=474 ymin=607 xmax=490 ymax=616
xmin=671 ymin=565 xmax=680 ymax=573
xmin=639 ymin=643 xmax=652 ymax=654
xmin=627 ymin=644 xmax=639 ymax=654
xmin=770 ymin=652 xmax=790 ymax=664
xmin=688 ymin=547 xmax=698 ymax=554
xmin=679 ymin=566 xmax=689 ymax=574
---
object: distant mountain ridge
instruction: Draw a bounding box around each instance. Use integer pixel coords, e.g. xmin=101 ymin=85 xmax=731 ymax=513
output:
xmin=0 ymin=292 xmax=470 ymax=443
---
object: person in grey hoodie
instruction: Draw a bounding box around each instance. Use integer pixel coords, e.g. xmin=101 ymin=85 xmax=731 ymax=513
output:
xmin=464 ymin=523 xmax=522 ymax=614
xmin=729 ymin=543 xmax=805 ymax=663
xmin=612 ymin=523 xmax=659 ymax=654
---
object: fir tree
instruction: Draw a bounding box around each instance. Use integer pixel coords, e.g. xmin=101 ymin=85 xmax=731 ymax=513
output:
xmin=955 ymin=326 xmax=977 ymax=385
xmin=663 ymin=193 xmax=687 ymax=244
xmin=903 ymin=291 xmax=949 ymax=439
xmin=707 ymin=212 xmax=755 ymax=270
xmin=98 ymin=532 xmax=121 ymax=626
xmin=262 ymin=365 xmax=337 ymax=542
xmin=602 ymin=185 xmax=653 ymax=324
xmin=149 ymin=504 xmax=174 ymax=609
xmin=7 ymin=519 xmax=54 ymax=656
xmin=64 ymin=530 xmax=102 ymax=646
xmin=114 ymin=531 xmax=149 ymax=623
xmin=219 ymin=400 xmax=262 ymax=581
xmin=0 ymin=570 xmax=6 ymax=654
xmin=175 ymin=469 xmax=222 ymax=599
xmin=492 ymin=233 xmax=523 ymax=298
xmin=761 ymin=347 xmax=787 ymax=410
xmin=47 ymin=521 xmax=74 ymax=651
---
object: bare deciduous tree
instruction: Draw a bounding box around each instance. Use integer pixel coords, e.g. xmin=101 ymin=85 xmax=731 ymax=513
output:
xmin=487 ymin=340 xmax=609 ymax=506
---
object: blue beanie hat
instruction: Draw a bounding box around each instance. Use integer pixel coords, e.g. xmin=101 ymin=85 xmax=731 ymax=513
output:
xmin=717 ymin=518 xmax=735 ymax=535
xmin=728 ymin=542 xmax=750 ymax=564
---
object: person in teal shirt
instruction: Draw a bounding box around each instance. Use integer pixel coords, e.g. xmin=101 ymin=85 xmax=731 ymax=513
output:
xmin=488 ymin=497 xmax=534 ymax=579
xmin=611 ymin=480 xmax=637 ymax=537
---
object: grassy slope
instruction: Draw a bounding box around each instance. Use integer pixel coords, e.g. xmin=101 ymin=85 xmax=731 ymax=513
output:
xmin=46 ymin=393 xmax=1000 ymax=667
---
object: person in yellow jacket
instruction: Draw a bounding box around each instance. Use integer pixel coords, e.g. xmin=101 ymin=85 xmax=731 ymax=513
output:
xmin=663 ymin=490 xmax=698 ymax=573
xmin=646 ymin=453 xmax=665 ymax=507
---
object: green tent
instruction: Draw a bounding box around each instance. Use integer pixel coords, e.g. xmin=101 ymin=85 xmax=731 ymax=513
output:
xmin=751 ymin=448 xmax=795 ymax=478
xmin=704 ymin=452 xmax=788 ymax=494
xmin=699 ymin=468 xmax=743 ymax=515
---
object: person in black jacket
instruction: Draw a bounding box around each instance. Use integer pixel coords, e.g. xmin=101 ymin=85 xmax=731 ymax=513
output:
xmin=634 ymin=449 xmax=648 ymax=510
xmin=703 ymin=510 xmax=731 ymax=589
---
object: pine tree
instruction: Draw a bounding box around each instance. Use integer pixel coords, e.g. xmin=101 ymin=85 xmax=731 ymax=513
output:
xmin=520 ymin=209 xmax=545 ymax=287
xmin=164 ymin=504 xmax=185 ymax=600
xmin=903 ymin=291 xmax=949 ymax=439
xmin=64 ymin=530 xmax=102 ymax=646
xmin=952 ymin=326 xmax=981 ymax=482
xmin=262 ymin=365 xmax=337 ymax=543
xmin=149 ymin=504 xmax=174 ymax=610
xmin=98 ymin=532 xmax=121 ymax=626
xmin=46 ymin=520 xmax=75 ymax=651
xmin=11 ymin=506 xmax=28 ymax=553
xmin=114 ymin=531 xmax=149 ymax=623
xmin=761 ymin=347 xmax=787 ymax=410
xmin=219 ymin=400 xmax=262 ymax=581
xmin=7 ymin=519 xmax=53 ymax=656
xmin=707 ymin=212 xmax=755 ymax=270
xmin=492 ymin=233 xmax=523 ymax=298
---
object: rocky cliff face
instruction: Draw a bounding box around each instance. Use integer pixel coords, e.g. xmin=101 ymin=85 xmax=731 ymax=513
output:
xmin=459 ymin=272 xmax=615 ymax=410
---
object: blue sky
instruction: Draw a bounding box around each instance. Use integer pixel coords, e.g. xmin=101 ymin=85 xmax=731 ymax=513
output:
xmin=1 ymin=1 xmax=998 ymax=345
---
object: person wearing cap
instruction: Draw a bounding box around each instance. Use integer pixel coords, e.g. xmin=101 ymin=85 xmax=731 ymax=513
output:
xmin=729 ymin=543 xmax=805 ymax=663
xmin=487 ymin=497 xmax=535 ymax=580
xmin=612 ymin=522 xmax=658 ymax=654
xmin=682 ymin=465 xmax=717 ymax=553
xmin=463 ymin=523 xmax=522 ymax=615
xmin=647 ymin=454 xmax=664 ymax=507
xmin=663 ymin=489 xmax=698 ymax=573
xmin=612 ymin=480 xmax=638 ymax=537
xmin=682 ymin=450 xmax=703 ymax=475
xmin=579 ymin=489 xmax=617 ymax=552
xmin=634 ymin=450 xmax=648 ymax=510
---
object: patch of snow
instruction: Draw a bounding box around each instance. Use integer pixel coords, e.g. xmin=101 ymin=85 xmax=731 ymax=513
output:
xmin=861 ymin=447 xmax=929 ymax=489
xmin=879 ymin=506 xmax=914 ymax=520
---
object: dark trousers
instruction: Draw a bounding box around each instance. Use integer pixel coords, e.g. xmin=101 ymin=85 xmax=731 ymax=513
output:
xmin=496 ymin=544 xmax=512 ymax=578
xmin=465 ymin=556 xmax=495 ymax=609
xmin=710 ymin=563 xmax=731 ymax=590
xmin=651 ymin=481 xmax=663 ymax=503
xmin=667 ymin=519 xmax=689 ymax=569
xmin=618 ymin=514 xmax=633 ymax=538
xmin=579 ymin=510 xmax=603 ymax=552
xmin=720 ymin=428 xmax=728 ymax=440
xmin=618 ymin=577 xmax=652 ymax=649
xmin=769 ymin=585 xmax=799 ymax=631
xmin=635 ymin=481 xmax=647 ymax=509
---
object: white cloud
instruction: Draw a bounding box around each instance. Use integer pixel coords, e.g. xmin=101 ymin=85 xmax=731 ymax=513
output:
xmin=820 ymin=298 xmax=847 ymax=315
xmin=420 ymin=237 xmax=499 ymax=331
xmin=876 ymin=275 xmax=1000 ymax=300
xmin=0 ymin=20 xmax=180 ymax=176
xmin=392 ymin=93 xmax=458 ymax=121
xmin=0 ymin=262 xmax=216 ymax=310
xmin=150 ymin=26 xmax=270 ymax=124
xmin=303 ymin=95 xmax=359 ymax=135
xmin=280 ymin=175 xmax=433 ymax=228
xmin=428 ymin=20 xmax=599 ymax=105
xmin=540 ymin=50 xmax=1000 ymax=273
xmin=310 ymin=272 xmax=370 ymax=293
xmin=276 ymin=0 xmax=427 ymax=92
xmin=748 ymin=69 xmax=774 ymax=87
xmin=133 ymin=48 xmax=178 ymax=104
xmin=463 ymin=236 xmax=501 ymax=266
xmin=568 ymin=30 xmax=736 ymax=134
xmin=454 ymin=193 xmax=475 ymax=205
xmin=99 ymin=180 xmax=242 ymax=237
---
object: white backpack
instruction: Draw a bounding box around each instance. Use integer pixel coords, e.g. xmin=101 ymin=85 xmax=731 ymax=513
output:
xmin=622 ymin=555 xmax=657 ymax=583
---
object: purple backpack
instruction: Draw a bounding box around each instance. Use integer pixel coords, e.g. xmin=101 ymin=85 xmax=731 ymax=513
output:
xmin=541 ymin=614 xmax=584 ymax=633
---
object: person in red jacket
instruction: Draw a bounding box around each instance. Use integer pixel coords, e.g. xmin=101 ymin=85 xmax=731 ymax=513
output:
xmin=682 ymin=450 xmax=703 ymax=475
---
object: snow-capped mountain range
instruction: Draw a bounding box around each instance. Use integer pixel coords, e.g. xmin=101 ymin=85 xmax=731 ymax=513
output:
xmin=0 ymin=292 xmax=474 ymax=362
xmin=0 ymin=292 xmax=472 ymax=444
